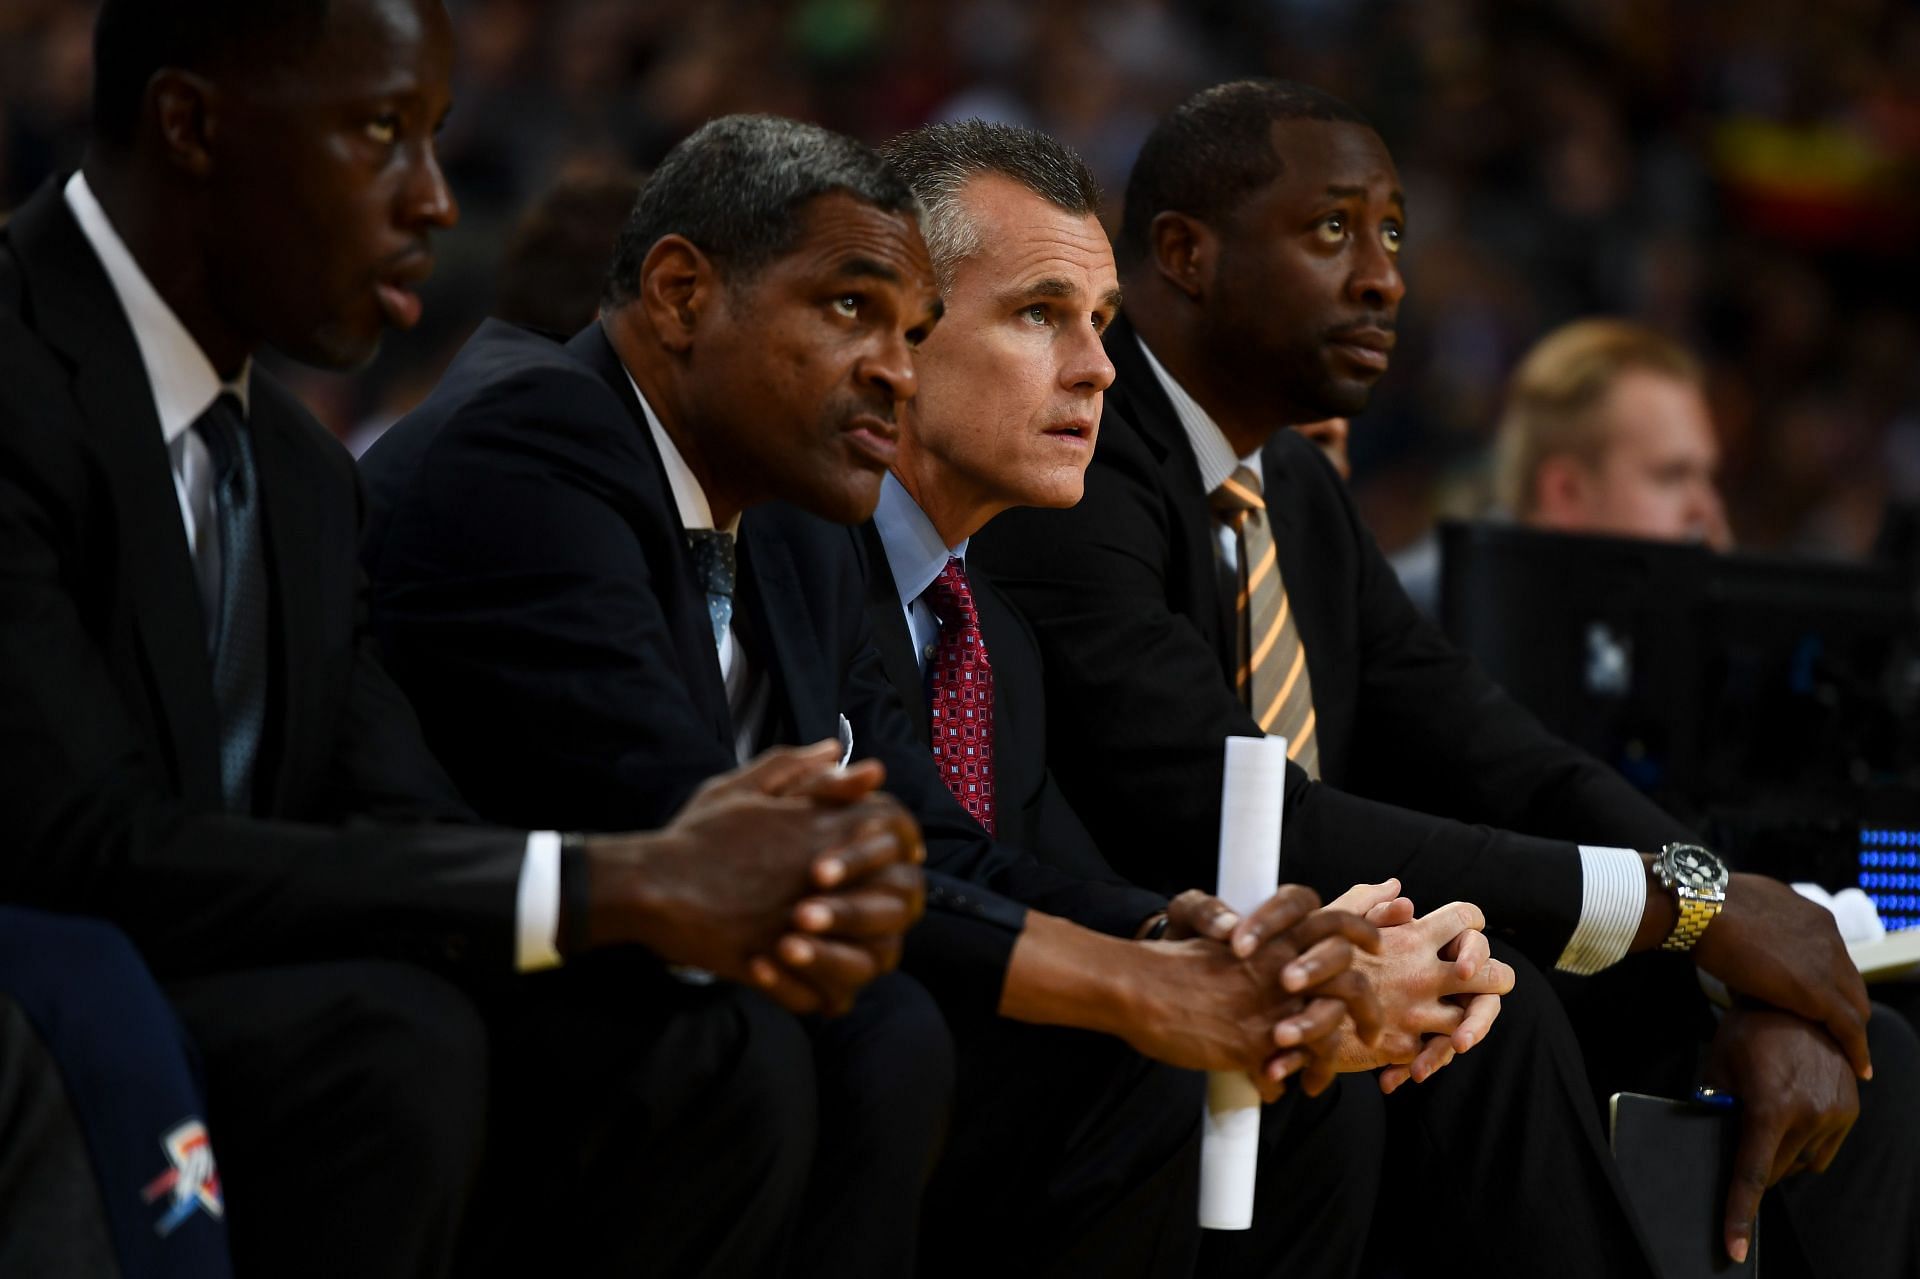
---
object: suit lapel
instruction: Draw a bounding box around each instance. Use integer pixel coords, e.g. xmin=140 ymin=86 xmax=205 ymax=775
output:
xmin=1105 ymin=316 xmax=1237 ymax=679
xmin=7 ymin=185 xmax=223 ymax=805
xmin=563 ymin=323 xmax=734 ymax=749
xmin=739 ymin=518 xmax=836 ymax=746
xmin=856 ymin=521 xmax=932 ymax=745
xmin=248 ymin=398 xmax=321 ymax=812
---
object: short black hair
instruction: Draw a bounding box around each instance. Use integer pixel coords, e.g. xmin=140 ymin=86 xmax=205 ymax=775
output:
xmin=92 ymin=0 xmax=332 ymax=147
xmin=1119 ymin=79 xmax=1375 ymax=267
xmin=497 ymin=166 xmax=646 ymax=337
xmin=601 ymin=114 xmax=920 ymax=309
xmin=880 ymin=120 xmax=1100 ymax=292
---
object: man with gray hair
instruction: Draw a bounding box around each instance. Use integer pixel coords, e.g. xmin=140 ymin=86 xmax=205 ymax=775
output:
xmin=362 ymin=113 xmax=1390 ymax=1278
xmin=867 ymin=116 xmax=1555 ymax=1279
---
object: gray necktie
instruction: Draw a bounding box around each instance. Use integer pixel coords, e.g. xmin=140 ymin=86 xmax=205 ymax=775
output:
xmin=193 ymin=394 xmax=267 ymax=812
xmin=684 ymin=529 xmax=737 ymax=651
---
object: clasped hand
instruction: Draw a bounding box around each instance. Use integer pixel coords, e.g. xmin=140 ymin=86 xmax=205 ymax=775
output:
xmin=586 ymin=739 xmax=926 ymax=1017
xmin=1154 ymin=883 xmax=1384 ymax=1101
xmin=1167 ymin=879 xmax=1510 ymax=1097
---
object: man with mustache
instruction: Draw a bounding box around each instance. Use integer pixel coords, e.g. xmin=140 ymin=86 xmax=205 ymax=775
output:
xmin=975 ymin=78 xmax=1920 ymax=1276
xmin=0 ymin=2 xmax=929 ymax=1273
xmin=360 ymin=112 xmax=1387 ymax=1278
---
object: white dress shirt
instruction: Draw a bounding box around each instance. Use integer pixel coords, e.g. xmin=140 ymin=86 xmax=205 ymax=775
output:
xmin=872 ymin=473 xmax=970 ymax=675
xmin=1135 ymin=334 xmax=1646 ymax=975
xmin=623 ymin=371 xmax=770 ymax=763
xmin=62 ymin=173 xmax=564 ymax=973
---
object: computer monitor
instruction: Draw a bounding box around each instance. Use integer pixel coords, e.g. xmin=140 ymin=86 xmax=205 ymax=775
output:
xmin=1437 ymin=520 xmax=1920 ymax=928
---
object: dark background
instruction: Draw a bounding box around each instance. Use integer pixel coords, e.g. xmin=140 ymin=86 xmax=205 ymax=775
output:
xmin=5 ymin=0 xmax=1917 ymax=559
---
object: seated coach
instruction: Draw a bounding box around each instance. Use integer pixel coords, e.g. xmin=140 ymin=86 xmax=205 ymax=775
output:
xmin=0 ymin=2 xmax=929 ymax=1274
xmin=974 ymin=77 xmax=1920 ymax=1276
xmin=861 ymin=119 xmax=1522 ymax=1279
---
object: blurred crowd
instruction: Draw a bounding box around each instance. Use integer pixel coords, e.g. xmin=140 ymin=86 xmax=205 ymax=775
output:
xmin=5 ymin=0 xmax=1917 ymax=557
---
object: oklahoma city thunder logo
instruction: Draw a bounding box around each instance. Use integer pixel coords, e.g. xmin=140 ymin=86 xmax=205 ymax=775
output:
xmin=142 ymin=1119 xmax=223 ymax=1236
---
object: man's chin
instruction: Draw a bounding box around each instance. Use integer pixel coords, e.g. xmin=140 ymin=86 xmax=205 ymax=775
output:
xmin=279 ymin=320 xmax=385 ymax=374
xmin=790 ymin=471 xmax=886 ymax=527
xmin=1310 ymin=374 xmax=1377 ymax=421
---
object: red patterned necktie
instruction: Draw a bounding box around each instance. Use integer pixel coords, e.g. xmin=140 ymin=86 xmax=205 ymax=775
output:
xmin=926 ymin=558 xmax=996 ymax=835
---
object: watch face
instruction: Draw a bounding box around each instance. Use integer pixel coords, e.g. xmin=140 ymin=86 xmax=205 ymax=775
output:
xmin=1667 ymin=844 xmax=1728 ymax=893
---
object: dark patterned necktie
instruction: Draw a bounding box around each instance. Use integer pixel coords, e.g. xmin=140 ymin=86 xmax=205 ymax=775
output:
xmin=193 ymin=394 xmax=267 ymax=811
xmin=1210 ymin=465 xmax=1320 ymax=778
xmin=925 ymin=558 xmax=996 ymax=834
xmin=684 ymin=529 xmax=737 ymax=651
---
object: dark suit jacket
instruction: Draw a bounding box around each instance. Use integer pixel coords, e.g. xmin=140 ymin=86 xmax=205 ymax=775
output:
xmin=854 ymin=521 xmax=1126 ymax=886
xmin=972 ymin=315 xmax=1695 ymax=964
xmin=0 ymin=181 xmax=526 ymax=978
xmin=360 ymin=319 xmax=1166 ymax=1014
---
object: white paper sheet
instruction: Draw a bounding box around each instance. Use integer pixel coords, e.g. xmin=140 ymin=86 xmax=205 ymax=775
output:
xmin=1199 ymin=735 xmax=1289 ymax=1230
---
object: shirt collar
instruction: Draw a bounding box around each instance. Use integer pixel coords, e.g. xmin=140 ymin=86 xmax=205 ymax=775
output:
xmin=873 ymin=471 xmax=967 ymax=607
xmin=1134 ymin=333 xmax=1263 ymax=492
xmin=623 ymin=368 xmax=740 ymax=536
xmin=63 ymin=172 xmax=251 ymax=443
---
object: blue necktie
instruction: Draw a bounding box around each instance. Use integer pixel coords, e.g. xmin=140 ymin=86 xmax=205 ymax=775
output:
xmin=684 ymin=529 xmax=736 ymax=651
xmin=193 ymin=395 xmax=267 ymax=812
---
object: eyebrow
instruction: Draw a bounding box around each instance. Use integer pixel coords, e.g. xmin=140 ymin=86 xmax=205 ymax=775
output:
xmin=996 ymin=278 xmax=1125 ymax=312
xmin=832 ymin=257 xmax=902 ymax=285
xmin=1324 ymin=183 xmax=1407 ymax=212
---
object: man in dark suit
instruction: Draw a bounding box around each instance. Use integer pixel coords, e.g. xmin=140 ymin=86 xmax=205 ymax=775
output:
xmin=858 ymin=119 xmax=1534 ymax=1279
xmin=0 ymin=2 xmax=930 ymax=1274
xmin=973 ymin=79 xmax=1920 ymax=1276
xmin=360 ymin=113 xmax=1391 ymax=1279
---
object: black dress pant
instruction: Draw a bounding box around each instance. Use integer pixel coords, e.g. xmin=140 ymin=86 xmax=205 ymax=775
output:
xmin=1200 ymin=1071 xmax=1386 ymax=1279
xmin=797 ymin=971 xmax=954 ymax=1278
xmin=467 ymin=957 xmax=951 ymax=1279
xmin=1555 ymin=951 xmax=1920 ymax=1279
xmin=1367 ymin=944 xmax=1661 ymax=1279
xmin=168 ymin=960 xmax=488 ymax=1279
xmin=919 ymin=1018 xmax=1203 ymax=1279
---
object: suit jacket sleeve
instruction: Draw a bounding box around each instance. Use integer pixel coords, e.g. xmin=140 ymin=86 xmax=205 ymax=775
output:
xmin=973 ymin=401 xmax=1593 ymax=966
xmin=0 ymin=372 xmax=525 ymax=979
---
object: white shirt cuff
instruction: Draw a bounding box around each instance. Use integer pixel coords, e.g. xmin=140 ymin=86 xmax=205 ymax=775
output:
xmin=1555 ymin=845 xmax=1647 ymax=975
xmin=515 ymin=831 xmax=564 ymax=972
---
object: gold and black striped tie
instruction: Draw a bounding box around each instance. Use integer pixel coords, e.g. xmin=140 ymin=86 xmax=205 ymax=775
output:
xmin=1211 ymin=465 xmax=1320 ymax=778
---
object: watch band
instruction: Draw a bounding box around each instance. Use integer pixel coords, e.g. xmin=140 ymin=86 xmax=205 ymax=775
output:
xmin=1661 ymin=893 xmax=1723 ymax=953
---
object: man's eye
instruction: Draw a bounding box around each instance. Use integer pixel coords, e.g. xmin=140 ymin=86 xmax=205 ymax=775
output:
xmin=1383 ymin=223 xmax=1404 ymax=255
xmin=1315 ymin=215 xmax=1346 ymax=244
xmin=1022 ymin=305 xmax=1050 ymax=326
xmin=831 ymin=296 xmax=860 ymax=318
xmin=366 ymin=115 xmax=400 ymax=145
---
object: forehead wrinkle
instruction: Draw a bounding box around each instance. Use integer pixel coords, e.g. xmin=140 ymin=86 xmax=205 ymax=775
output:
xmin=830 ymin=256 xmax=903 ymax=285
xmin=1322 ymin=182 xmax=1404 ymax=207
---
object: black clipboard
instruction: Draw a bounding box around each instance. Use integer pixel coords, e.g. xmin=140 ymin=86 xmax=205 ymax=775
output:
xmin=1609 ymin=1091 xmax=1758 ymax=1276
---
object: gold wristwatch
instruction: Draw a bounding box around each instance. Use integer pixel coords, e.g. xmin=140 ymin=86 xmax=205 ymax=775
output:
xmin=1652 ymin=842 xmax=1729 ymax=952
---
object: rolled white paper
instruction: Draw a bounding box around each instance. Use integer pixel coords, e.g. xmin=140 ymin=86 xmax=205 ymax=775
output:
xmin=1199 ymin=734 xmax=1289 ymax=1231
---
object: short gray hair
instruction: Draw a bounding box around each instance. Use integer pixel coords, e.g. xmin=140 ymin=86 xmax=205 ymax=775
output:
xmin=880 ymin=120 xmax=1102 ymax=293
xmin=602 ymin=114 xmax=921 ymax=307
